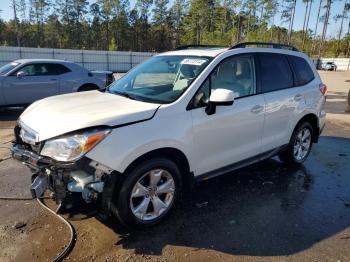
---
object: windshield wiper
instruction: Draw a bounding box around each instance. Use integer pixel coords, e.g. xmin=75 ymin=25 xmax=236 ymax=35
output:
xmin=113 ymin=91 xmax=138 ymax=100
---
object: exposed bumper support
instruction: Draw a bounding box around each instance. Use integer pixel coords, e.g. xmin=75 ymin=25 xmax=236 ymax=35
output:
xmin=11 ymin=143 xmax=110 ymax=203
xmin=11 ymin=144 xmax=44 ymax=170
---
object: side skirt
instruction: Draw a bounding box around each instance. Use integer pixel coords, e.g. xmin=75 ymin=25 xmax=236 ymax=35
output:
xmin=195 ymin=145 xmax=288 ymax=182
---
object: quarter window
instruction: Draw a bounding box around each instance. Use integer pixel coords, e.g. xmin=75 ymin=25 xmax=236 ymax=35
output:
xmin=288 ymin=56 xmax=315 ymax=86
xmin=46 ymin=64 xmax=71 ymax=75
xmin=258 ymin=53 xmax=293 ymax=93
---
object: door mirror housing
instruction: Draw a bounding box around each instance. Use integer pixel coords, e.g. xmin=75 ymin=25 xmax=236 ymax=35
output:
xmin=16 ymin=71 xmax=26 ymax=78
xmin=205 ymin=88 xmax=234 ymax=115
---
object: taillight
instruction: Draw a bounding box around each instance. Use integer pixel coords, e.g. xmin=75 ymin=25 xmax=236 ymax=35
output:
xmin=319 ymin=83 xmax=327 ymax=95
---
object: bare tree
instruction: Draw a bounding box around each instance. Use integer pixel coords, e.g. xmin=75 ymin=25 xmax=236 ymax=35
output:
xmin=302 ymin=0 xmax=313 ymax=49
xmin=281 ymin=0 xmax=297 ymax=44
xmin=11 ymin=0 xmax=21 ymax=47
xmin=303 ymin=0 xmax=313 ymax=50
xmin=311 ymin=0 xmax=322 ymax=54
xmin=302 ymin=0 xmax=310 ymax=38
xmin=318 ymin=0 xmax=332 ymax=57
xmin=335 ymin=0 xmax=350 ymax=56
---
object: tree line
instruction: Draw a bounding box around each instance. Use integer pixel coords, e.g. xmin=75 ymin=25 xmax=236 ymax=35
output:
xmin=1 ymin=0 xmax=350 ymax=57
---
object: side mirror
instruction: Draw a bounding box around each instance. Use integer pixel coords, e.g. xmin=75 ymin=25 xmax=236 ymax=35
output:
xmin=205 ymin=88 xmax=234 ymax=115
xmin=16 ymin=71 xmax=26 ymax=78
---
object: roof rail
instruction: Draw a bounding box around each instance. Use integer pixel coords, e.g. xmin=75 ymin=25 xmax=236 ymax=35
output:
xmin=174 ymin=45 xmax=227 ymax=50
xmin=229 ymin=42 xmax=299 ymax=52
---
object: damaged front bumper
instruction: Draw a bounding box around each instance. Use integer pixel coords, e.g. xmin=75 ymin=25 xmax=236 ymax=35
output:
xmin=11 ymin=143 xmax=113 ymax=205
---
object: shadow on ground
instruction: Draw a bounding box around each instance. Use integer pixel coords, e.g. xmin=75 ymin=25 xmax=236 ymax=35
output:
xmin=1 ymin=105 xmax=349 ymax=259
xmin=91 ymin=136 xmax=350 ymax=257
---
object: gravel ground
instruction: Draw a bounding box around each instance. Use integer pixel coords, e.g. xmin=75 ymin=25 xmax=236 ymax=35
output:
xmin=0 ymin=71 xmax=349 ymax=262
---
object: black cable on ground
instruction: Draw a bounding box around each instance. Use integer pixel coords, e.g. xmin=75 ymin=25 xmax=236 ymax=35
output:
xmin=37 ymin=198 xmax=75 ymax=262
xmin=0 ymin=196 xmax=75 ymax=262
xmin=0 ymin=196 xmax=50 ymax=200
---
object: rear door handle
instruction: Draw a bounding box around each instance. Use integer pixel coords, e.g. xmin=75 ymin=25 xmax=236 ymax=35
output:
xmin=294 ymin=94 xmax=303 ymax=101
xmin=251 ymin=105 xmax=264 ymax=114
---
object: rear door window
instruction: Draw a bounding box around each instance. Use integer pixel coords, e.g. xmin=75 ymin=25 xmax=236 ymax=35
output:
xmin=288 ymin=56 xmax=315 ymax=86
xmin=258 ymin=53 xmax=293 ymax=93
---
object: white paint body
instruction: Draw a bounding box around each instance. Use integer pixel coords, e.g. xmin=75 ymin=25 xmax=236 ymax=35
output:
xmin=18 ymin=48 xmax=326 ymax=177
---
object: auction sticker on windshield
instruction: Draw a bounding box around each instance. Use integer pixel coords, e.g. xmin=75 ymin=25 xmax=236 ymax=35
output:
xmin=181 ymin=58 xmax=207 ymax=66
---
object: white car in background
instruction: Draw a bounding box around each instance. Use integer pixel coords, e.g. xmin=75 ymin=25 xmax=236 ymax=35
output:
xmin=321 ymin=61 xmax=337 ymax=71
xmin=0 ymin=59 xmax=114 ymax=106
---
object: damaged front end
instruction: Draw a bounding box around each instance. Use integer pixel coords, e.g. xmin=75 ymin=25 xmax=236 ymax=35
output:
xmin=11 ymin=124 xmax=117 ymax=214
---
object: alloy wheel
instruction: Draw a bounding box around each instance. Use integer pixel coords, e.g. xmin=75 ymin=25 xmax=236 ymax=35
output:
xmin=129 ymin=169 xmax=175 ymax=221
xmin=293 ymin=127 xmax=311 ymax=161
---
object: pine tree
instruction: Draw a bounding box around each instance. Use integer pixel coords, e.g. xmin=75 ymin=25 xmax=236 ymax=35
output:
xmin=29 ymin=0 xmax=51 ymax=47
xmin=170 ymin=0 xmax=188 ymax=46
xmin=152 ymin=0 xmax=170 ymax=51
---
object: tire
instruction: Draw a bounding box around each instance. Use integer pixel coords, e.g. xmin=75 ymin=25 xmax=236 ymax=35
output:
xmin=114 ymin=158 xmax=182 ymax=229
xmin=279 ymin=122 xmax=314 ymax=165
xmin=78 ymin=85 xmax=98 ymax=92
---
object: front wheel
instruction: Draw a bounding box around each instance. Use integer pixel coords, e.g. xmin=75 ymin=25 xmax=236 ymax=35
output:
xmin=114 ymin=158 xmax=182 ymax=228
xmin=279 ymin=122 xmax=314 ymax=165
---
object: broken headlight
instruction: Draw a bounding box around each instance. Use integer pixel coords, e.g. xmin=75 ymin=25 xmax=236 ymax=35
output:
xmin=40 ymin=129 xmax=110 ymax=162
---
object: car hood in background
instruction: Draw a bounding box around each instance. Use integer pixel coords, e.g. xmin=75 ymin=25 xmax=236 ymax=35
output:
xmin=19 ymin=91 xmax=160 ymax=141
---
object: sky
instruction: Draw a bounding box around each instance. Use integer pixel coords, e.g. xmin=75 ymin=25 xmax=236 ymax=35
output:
xmin=0 ymin=0 xmax=346 ymax=39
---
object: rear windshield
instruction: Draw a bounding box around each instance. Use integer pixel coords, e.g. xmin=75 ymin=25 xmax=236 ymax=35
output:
xmin=0 ymin=62 xmax=20 ymax=75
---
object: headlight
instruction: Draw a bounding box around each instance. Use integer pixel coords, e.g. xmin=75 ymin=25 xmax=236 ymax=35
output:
xmin=41 ymin=129 xmax=110 ymax=162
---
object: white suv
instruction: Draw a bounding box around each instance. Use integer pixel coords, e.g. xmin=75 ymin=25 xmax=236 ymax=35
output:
xmin=11 ymin=42 xmax=326 ymax=228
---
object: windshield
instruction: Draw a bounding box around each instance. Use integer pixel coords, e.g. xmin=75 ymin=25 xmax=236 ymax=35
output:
xmin=0 ymin=62 xmax=20 ymax=75
xmin=108 ymin=55 xmax=212 ymax=104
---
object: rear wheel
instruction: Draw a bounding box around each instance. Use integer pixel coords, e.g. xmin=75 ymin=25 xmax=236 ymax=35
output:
xmin=279 ymin=122 xmax=313 ymax=165
xmin=114 ymin=158 xmax=181 ymax=228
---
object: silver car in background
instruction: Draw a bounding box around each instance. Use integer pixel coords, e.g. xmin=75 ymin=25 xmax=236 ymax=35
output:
xmin=0 ymin=59 xmax=114 ymax=106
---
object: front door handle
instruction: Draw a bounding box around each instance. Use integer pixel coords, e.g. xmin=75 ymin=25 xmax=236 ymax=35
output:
xmin=251 ymin=105 xmax=264 ymax=114
xmin=294 ymin=94 xmax=303 ymax=101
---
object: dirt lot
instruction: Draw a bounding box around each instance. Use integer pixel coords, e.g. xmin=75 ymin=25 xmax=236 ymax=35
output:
xmin=0 ymin=71 xmax=350 ymax=262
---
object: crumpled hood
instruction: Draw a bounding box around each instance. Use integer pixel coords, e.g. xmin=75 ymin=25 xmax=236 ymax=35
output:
xmin=19 ymin=91 xmax=160 ymax=141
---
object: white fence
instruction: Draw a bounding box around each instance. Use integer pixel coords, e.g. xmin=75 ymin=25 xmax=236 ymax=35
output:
xmin=1 ymin=46 xmax=350 ymax=71
xmin=0 ymin=46 xmax=155 ymax=72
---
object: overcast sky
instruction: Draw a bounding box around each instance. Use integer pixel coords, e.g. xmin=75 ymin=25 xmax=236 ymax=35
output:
xmin=0 ymin=0 xmax=346 ymax=39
